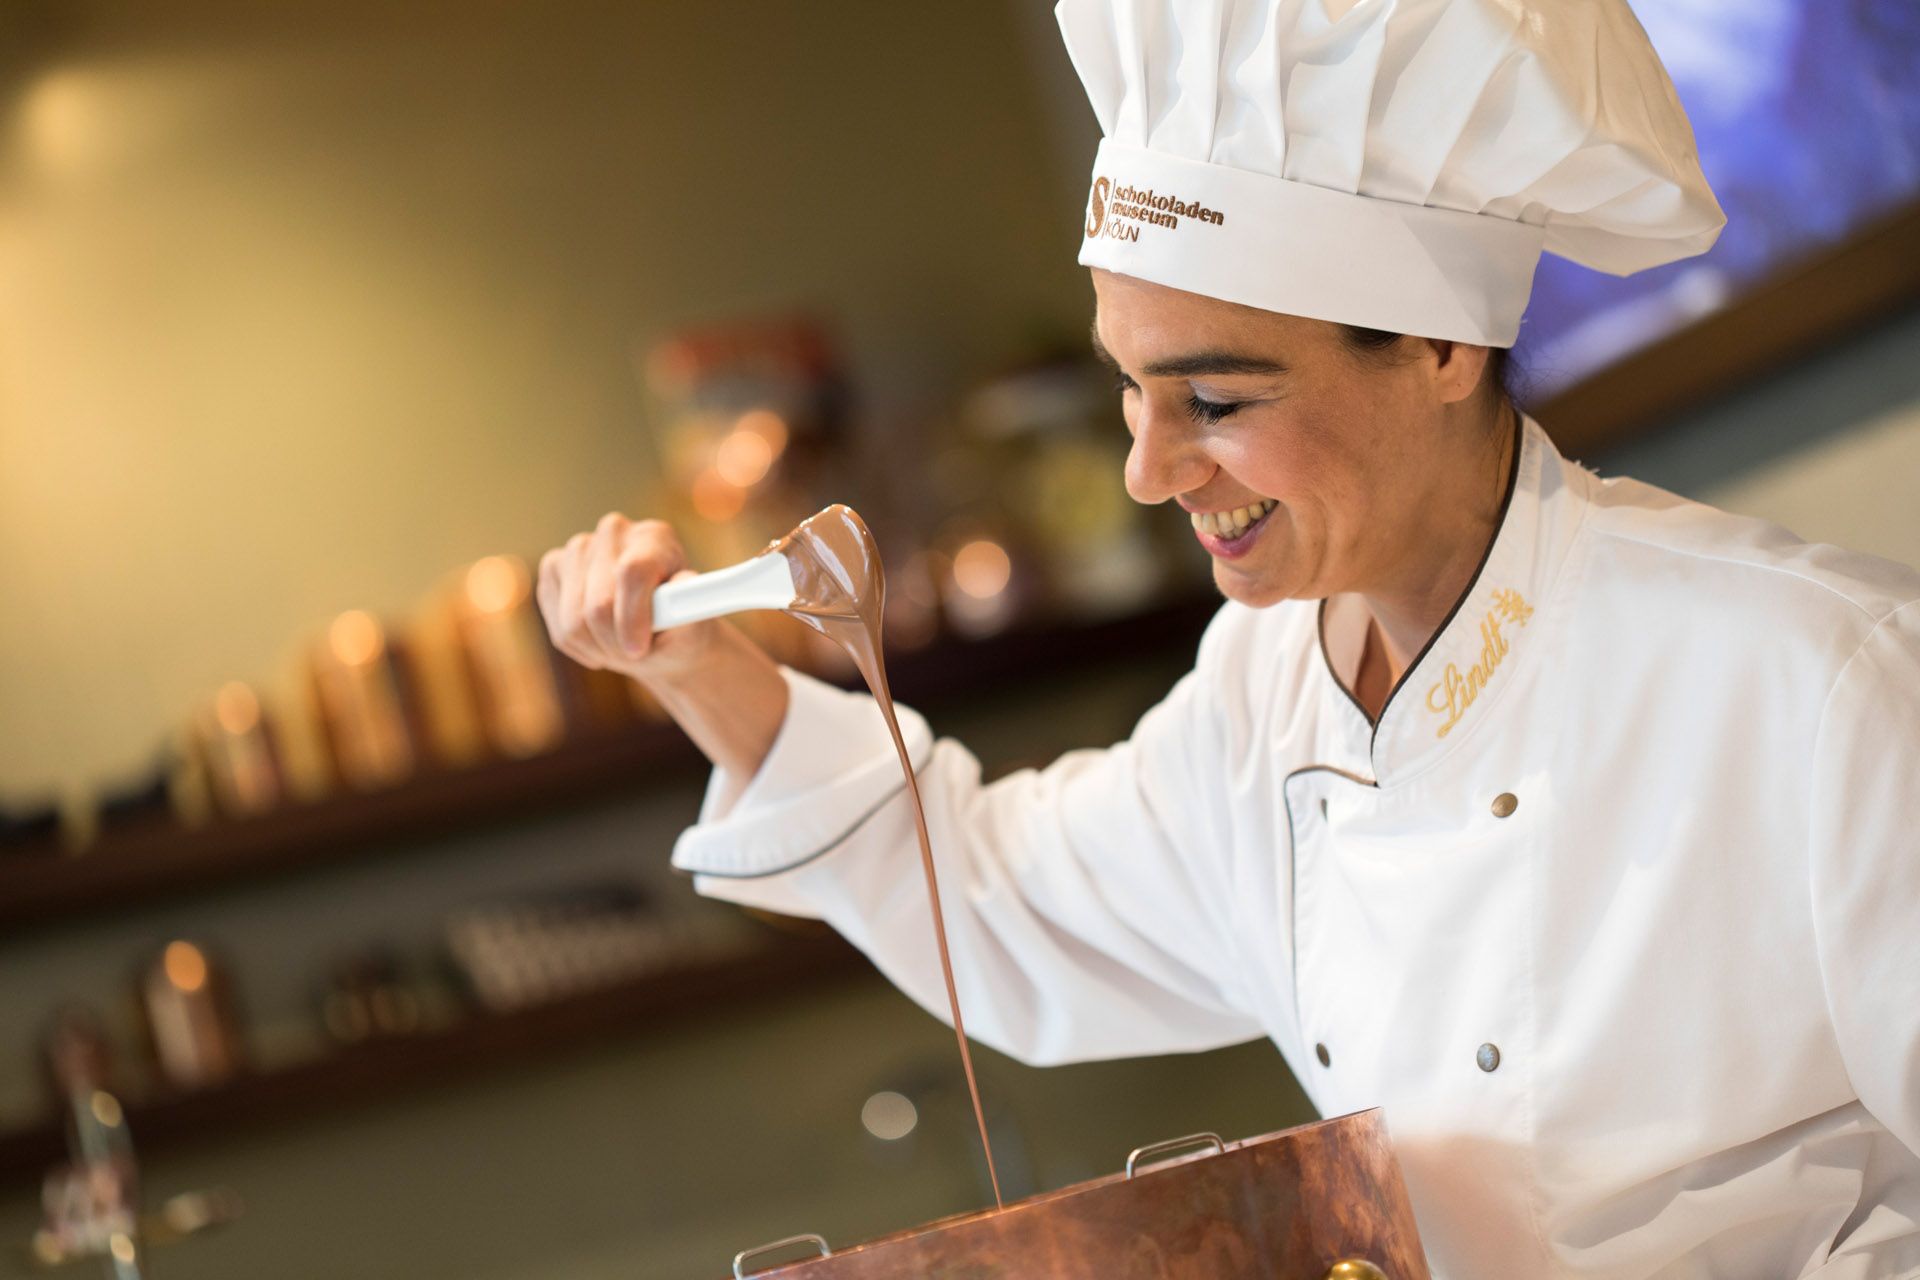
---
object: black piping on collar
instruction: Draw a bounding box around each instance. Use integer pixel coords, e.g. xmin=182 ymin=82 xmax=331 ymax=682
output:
xmin=1312 ymin=406 xmax=1527 ymax=751
xmin=1368 ymin=406 xmax=1526 ymax=760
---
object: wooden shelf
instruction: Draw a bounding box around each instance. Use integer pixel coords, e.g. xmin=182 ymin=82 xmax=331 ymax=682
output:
xmin=0 ymin=595 xmax=1219 ymax=937
xmin=0 ymin=722 xmax=705 ymax=934
xmin=0 ymin=931 xmax=870 ymax=1189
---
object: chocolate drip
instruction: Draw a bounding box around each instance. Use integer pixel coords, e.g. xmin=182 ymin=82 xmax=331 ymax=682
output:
xmin=773 ymin=505 xmax=1004 ymax=1210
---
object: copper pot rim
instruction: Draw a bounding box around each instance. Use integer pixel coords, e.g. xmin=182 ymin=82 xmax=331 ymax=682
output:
xmin=765 ymin=1109 xmax=1386 ymax=1268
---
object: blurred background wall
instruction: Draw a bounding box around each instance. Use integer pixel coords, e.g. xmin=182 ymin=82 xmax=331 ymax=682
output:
xmin=0 ymin=0 xmax=1095 ymax=800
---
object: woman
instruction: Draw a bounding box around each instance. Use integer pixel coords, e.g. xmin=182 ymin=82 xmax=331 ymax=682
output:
xmin=537 ymin=2 xmax=1920 ymax=1275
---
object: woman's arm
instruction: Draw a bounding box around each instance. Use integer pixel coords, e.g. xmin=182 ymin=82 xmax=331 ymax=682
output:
xmin=638 ymin=623 xmax=788 ymax=815
xmin=1808 ymin=599 xmax=1920 ymax=1160
xmin=537 ymin=510 xmax=1266 ymax=1065
xmin=674 ymin=615 xmax=1267 ymax=1067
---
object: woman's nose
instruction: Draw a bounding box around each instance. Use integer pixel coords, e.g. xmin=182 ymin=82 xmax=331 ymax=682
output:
xmin=1123 ymin=399 xmax=1211 ymax=505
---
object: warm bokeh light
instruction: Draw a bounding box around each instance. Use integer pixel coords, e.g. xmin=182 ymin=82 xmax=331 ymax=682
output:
xmin=466 ymin=555 xmax=526 ymax=614
xmin=689 ymin=468 xmax=747 ymax=522
xmin=329 ymin=609 xmax=384 ymax=666
xmin=89 ymin=1090 xmax=123 ymax=1129
xmin=163 ymin=941 xmax=209 ymax=993
xmin=714 ymin=428 xmax=774 ymax=488
xmin=213 ymin=681 xmax=261 ymax=736
xmin=735 ymin=407 xmax=790 ymax=457
xmin=109 ymin=1234 xmax=136 ymax=1266
xmin=860 ymin=1090 xmax=919 ymax=1141
xmin=952 ymin=539 xmax=1012 ymax=599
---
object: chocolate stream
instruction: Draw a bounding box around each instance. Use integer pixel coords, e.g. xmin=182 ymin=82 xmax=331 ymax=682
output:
xmin=773 ymin=505 xmax=1004 ymax=1210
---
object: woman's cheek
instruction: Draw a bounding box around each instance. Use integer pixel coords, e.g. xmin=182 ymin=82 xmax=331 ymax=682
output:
xmin=1211 ymin=422 xmax=1318 ymax=501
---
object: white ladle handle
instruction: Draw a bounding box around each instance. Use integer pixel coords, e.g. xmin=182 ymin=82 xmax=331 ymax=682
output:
xmin=649 ymin=551 xmax=797 ymax=632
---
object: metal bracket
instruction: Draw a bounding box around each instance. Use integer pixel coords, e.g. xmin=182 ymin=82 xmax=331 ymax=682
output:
xmin=1124 ymin=1131 xmax=1225 ymax=1178
xmin=733 ymin=1232 xmax=831 ymax=1278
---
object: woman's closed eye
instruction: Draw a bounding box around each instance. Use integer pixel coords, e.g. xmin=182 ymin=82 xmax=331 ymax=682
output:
xmin=1185 ymin=392 xmax=1245 ymax=424
xmin=1110 ymin=368 xmax=1247 ymax=423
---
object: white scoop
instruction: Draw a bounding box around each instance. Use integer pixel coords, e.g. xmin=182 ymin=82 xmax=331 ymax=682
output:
xmin=649 ymin=550 xmax=798 ymax=632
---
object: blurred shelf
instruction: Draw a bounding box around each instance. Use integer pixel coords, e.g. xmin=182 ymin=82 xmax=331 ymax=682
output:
xmin=0 ymin=721 xmax=706 ymax=936
xmin=0 ymin=593 xmax=1219 ymax=938
xmin=0 ymin=930 xmax=869 ymax=1190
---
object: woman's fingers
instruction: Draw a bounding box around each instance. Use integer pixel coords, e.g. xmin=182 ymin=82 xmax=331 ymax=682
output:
xmin=535 ymin=547 xmax=567 ymax=651
xmin=560 ymin=531 xmax=596 ymax=666
xmin=612 ymin=521 xmax=686 ymax=660
xmin=533 ymin=515 xmax=694 ymax=674
xmin=582 ymin=513 xmax=627 ymax=662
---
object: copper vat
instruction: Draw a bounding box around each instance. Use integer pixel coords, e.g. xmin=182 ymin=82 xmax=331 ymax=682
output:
xmin=729 ymin=1109 xmax=1430 ymax=1279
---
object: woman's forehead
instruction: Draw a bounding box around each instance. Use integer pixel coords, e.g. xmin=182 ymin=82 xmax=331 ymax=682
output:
xmin=1091 ymin=270 xmax=1326 ymax=365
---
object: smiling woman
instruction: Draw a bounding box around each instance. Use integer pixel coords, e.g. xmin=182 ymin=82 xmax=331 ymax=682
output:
xmin=1088 ymin=268 xmax=1514 ymax=694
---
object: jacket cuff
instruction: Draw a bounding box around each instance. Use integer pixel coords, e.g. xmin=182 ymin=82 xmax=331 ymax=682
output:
xmin=670 ymin=666 xmax=933 ymax=880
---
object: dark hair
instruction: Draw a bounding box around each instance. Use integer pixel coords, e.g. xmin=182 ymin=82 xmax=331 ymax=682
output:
xmin=1337 ymin=324 xmax=1521 ymax=414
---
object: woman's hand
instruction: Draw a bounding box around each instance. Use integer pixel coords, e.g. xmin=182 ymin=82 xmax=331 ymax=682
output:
xmin=536 ymin=513 xmax=718 ymax=685
xmin=535 ymin=512 xmax=789 ymax=795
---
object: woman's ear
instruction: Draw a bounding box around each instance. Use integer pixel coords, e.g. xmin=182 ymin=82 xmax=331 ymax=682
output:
xmin=1423 ymin=339 xmax=1492 ymax=407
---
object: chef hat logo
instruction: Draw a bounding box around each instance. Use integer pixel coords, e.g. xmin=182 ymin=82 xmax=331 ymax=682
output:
xmin=1056 ymin=0 xmax=1724 ymax=347
xmin=1085 ymin=176 xmax=1109 ymax=239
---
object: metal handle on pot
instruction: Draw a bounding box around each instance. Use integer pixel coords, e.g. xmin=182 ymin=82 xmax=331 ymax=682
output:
xmin=1125 ymin=1131 xmax=1225 ymax=1178
xmin=733 ymin=1233 xmax=831 ymax=1278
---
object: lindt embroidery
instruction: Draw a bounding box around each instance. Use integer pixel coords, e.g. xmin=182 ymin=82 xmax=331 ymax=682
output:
xmin=1491 ymin=587 xmax=1533 ymax=627
xmin=1426 ymin=588 xmax=1533 ymax=739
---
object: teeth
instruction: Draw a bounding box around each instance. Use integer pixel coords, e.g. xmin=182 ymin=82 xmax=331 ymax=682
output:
xmin=1190 ymin=498 xmax=1273 ymax=537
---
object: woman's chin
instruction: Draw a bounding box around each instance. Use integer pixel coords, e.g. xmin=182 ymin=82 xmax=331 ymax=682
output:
xmin=1211 ymin=560 xmax=1294 ymax=609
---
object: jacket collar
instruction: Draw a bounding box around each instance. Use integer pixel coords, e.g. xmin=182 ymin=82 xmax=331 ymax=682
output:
xmin=1319 ymin=414 xmax=1589 ymax=786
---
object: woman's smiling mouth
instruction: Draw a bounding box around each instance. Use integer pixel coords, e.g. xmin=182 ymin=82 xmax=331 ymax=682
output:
xmin=1191 ymin=499 xmax=1277 ymax=559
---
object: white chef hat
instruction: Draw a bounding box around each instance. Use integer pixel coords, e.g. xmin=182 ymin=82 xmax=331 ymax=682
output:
xmin=1058 ymin=0 xmax=1726 ymax=347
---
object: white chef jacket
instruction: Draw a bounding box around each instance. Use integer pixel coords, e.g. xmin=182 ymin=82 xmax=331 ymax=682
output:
xmin=672 ymin=417 xmax=1920 ymax=1279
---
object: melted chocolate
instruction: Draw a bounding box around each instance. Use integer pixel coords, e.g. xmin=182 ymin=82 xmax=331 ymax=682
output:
xmin=773 ymin=504 xmax=1004 ymax=1209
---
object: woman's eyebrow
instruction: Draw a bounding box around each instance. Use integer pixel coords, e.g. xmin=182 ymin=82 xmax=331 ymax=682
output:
xmin=1087 ymin=323 xmax=1286 ymax=379
xmin=1142 ymin=351 xmax=1288 ymax=378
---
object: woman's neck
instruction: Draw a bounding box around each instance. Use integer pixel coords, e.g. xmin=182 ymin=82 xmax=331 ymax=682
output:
xmin=1354 ymin=400 xmax=1518 ymax=712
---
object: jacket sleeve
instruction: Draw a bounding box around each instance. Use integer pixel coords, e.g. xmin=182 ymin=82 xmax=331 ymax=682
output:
xmin=670 ymin=619 xmax=1264 ymax=1067
xmin=1809 ymin=598 xmax=1920 ymax=1159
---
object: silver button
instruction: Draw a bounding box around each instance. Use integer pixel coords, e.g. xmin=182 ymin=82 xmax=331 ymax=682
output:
xmin=1476 ymin=1042 xmax=1501 ymax=1072
xmin=1491 ymin=792 xmax=1518 ymax=819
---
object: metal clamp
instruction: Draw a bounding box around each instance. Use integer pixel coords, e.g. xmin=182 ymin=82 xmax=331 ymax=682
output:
xmin=1124 ymin=1132 xmax=1225 ymax=1178
xmin=733 ymin=1233 xmax=831 ymax=1278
